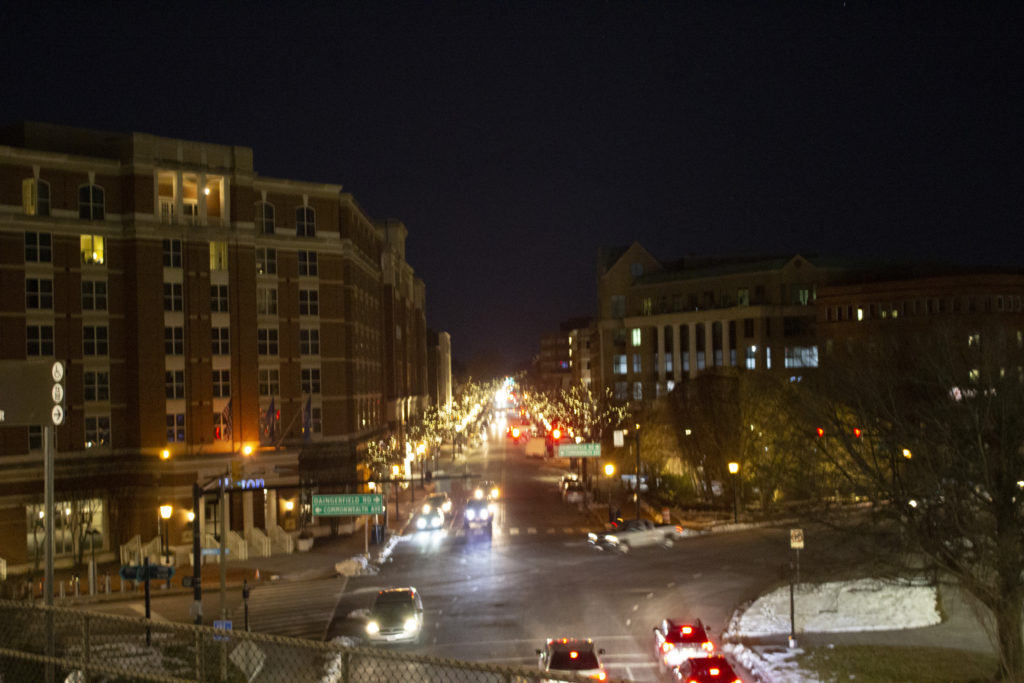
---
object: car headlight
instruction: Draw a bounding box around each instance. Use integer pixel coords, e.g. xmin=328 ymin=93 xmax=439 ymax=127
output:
xmin=479 ymin=508 xmax=489 ymax=520
xmin=366 ymin=621 xmax=380 ymax=635
xmin=422 ymin=503 xmax=431 ymax=514
xmin=490 ymin=487 xmax=500 ymax=498
xmin=664 ymin=648 xmax=684 ymax=665
xmin=466 ymin=509 xmax=476 ymax=520
xmin=605 ymin=535 xmax=618 ymax=544
xmin=587 ymin=532 xmax=598 ymax=541
xmin=416 ymin=517 xmax=426 ymax=529
xmin=442 ymin=501 xmax=452 ymax=512
xmin=403 ymin=617 xmax=419 ymax=632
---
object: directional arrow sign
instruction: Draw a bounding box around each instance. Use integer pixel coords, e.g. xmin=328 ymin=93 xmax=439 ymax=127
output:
xmin=312 ymin=493 xmax=384 ymax=516
xmin=557 ymin=443 xmax=601 ymax=458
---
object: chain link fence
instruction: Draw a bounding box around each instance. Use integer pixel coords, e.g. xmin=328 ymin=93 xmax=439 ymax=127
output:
xmin=0 ymin=599 xmax=632 ymax=682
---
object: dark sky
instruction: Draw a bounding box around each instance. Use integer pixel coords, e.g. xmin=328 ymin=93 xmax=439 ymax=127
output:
xmin=3 ymin=2 xmax=1021 ymax=371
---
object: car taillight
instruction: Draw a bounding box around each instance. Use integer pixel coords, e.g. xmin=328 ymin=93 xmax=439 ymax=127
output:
xmin=702 ymin=641 xmax=715 ymax=653
xmin=590 ymin=672 xmax=606 ymax=681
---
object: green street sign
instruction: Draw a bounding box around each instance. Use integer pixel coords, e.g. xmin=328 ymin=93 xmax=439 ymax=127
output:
xmin=558 ymin=443 xmax=601 ymax=458
xmin=312 ymin=493 xmax=384 ymax=516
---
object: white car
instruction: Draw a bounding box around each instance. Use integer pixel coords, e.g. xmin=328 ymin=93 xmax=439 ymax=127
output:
xmin=536 ymin=638 xmax=607 ymax=681
xmin=365 ymin=587 xmax=424 ymax=644
xmin=587 ymin=518 xmax=684 ymax=553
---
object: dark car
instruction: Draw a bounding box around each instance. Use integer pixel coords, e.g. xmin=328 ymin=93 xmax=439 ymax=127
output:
xmin=414 ymin=507 xmax=444 ymax=531
xmin=653 ymin=619 xmax=715 ymax=670
xmin=463 ymin=497 xmax=493 ymax=535
xmin=672 ymin=655 xmax=742 ymax=682
xmin=365 ymin=586 xmax=424 ymax=644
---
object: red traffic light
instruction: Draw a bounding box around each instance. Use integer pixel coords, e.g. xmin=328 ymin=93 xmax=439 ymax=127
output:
xmin=853 ymin=427 xmax=862 ymax=438
xmin=552 ymin=428 xmax=561 ymax=440
xmin=816 ymin=427 xmax=825 ymax=438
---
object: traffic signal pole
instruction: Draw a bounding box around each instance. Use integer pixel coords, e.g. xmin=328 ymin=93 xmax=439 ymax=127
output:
xmin=191 ymin=483 xmax=202 ymax=625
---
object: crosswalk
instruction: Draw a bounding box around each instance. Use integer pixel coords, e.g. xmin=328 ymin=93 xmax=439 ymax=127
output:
xmin=246 ymin=576 xmax=347 ymax=639
xmin=449 ymin=526 xmax=594 ymax=537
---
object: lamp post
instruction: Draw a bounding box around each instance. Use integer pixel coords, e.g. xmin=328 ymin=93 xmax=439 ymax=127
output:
xmin=728 ymin=462 xmax=740 ymax=523
xmin=604 ymin=463 xmax=615 ymax=520
xmin=159 ymin=505 xmax=172 ymax=563
xmin=634 ymin=424 xmax=641 ymax=520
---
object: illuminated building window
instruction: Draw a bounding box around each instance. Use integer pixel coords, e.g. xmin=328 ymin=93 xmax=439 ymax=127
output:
xmin=22 ymin=178 xmax=50 ymax=216
xmin=209 ymin=241 xmax=229 ymax=271
xmin=86 ymin=416 xmax=111 ymax=447
xmin=631 ymin=328 xmax=642 ymax=346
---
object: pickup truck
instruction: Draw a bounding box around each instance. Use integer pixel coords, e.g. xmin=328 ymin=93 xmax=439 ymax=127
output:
xmin=587 ymin=519 xmax=684 ymax=553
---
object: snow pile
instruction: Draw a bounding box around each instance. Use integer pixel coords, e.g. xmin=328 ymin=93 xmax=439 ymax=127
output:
xmin=736 ymin=578 xmax=940 ymax=636
xmin=333 ymin=532 xmax=406 ymax=576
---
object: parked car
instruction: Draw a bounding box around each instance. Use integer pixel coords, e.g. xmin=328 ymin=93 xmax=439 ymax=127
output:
xmin=536 ymin=637 xmax=607 ymax=682
xmin=563 ymin=480 xmax=585 ymax=504
xmin=653 ymin=618 xmax=715 ymax=670
xmin=587 ymin=518 xmax=684 ymax=553
xmin=671 ymin=655 xmax=742 ymax=682
xmin=365 ymin=587 xmax=424 ymax=644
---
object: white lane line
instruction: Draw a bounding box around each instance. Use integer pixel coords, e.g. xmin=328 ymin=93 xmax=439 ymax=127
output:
xmin=509 ymin=527 xmax=520 ymax=535
xmin=547 ymin=528 xmax=556 ymax=534
xmin=528 ymin=527 xmax=537 ymax=534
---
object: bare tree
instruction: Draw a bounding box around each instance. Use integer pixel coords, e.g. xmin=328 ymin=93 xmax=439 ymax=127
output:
xmin=801 ymin=325 xmax=1024 ymax=681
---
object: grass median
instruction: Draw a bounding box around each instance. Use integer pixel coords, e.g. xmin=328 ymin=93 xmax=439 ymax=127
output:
xmin=798 ymin=645 xmax=998 ymax=682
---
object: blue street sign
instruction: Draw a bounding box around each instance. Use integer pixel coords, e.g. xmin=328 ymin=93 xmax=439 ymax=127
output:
xmin=213 ymin=620 xmax=232 ymax=641
xmin=119 ymin=564 xmax=175 ymax=581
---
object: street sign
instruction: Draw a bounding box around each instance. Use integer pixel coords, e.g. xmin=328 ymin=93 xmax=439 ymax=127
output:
xmin=0 ymin=361 xmax=58 ymax=426
xmin=119 ymin=564 xmax=175 ymax=581
xmin=790 ymin=528 xmax=804 ymax=549
xmin=213 ymin=620 xmax=232 ymax=641
xmin=558 ymin=443 xmax=601 ymax=458
xmin=312 ymin=493 xmax=385 ymax=516
xmin=201 ymin=547 xmax=230 ymax=556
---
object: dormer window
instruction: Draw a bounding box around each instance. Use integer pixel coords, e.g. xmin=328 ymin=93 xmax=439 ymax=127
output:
xmin=79 ymin=184 xmax=105 ymax=220
xmin=23 ymin=178 xmax=51 ymax=216
xmin=256 ymin=201 xmax=275 ymax=234
xmin=296 ymin=206 xmax=315 ymax=237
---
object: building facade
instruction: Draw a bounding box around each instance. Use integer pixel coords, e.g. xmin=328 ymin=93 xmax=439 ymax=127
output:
xmin=0 ymin=122 xmax=428 ymax=574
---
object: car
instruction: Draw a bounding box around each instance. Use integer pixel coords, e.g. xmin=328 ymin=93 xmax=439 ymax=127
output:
xmin=365 ymin=587 xmax=424 ymax=644
xmin=423 ymin=491 xmax=452 ymax=515
xmin=653 ymin=619 xmax=715 ymax=670
xmin=536 ymin=637 xmax=607 ymax=681
xmin=672 ymin=655 xmax=742 ymax=682
xmin=463 ymin=497 xmax=493 ymax=535
xmin=563 ymin=480 xmax=585 ymax=504
xmin=413 ymin=507 xmax=444 ymax=531
xmin=474 ymin=480 xmax=500 ymax=502
xmin=588 ymin=519 xmax=684 ymax=553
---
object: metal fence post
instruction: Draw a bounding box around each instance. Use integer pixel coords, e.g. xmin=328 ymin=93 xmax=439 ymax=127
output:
xmin=82 ymin=614 xmax=91 ymax=681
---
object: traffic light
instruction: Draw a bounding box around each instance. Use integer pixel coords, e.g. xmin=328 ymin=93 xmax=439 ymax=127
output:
xmin=552 ymin=428 xmax=561 ymax=440
xmin=853 ymin=427 xmax=862 ymax=438
xmin=815 ymin=427 xmax=825 ymax=438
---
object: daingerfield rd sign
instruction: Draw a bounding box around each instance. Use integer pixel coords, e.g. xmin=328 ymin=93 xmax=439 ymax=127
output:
xmin=312 ymin=493 xmax=385 ymax=516
xmin=557 ymin=443 xmax=601 ymax=458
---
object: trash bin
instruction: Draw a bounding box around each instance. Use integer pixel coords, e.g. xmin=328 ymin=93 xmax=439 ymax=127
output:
xmin=371 ymin=524 xmax=386 ymax=545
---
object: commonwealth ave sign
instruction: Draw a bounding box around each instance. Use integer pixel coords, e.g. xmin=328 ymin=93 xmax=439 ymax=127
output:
xmin=312 ymin=493 xmax=384 ymax=516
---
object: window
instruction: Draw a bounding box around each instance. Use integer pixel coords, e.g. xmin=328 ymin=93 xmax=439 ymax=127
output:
xmin=85 ymin=416 xmax=110 ymax=448
xmin=745 ymin=345 xmax=757 ymax=370
xmin=613 ymin=328 xmax=626 ymax=345
xmin=164 ymin=282 xmax=183 ymax=311
xmin=298 ymin=250 xmax=318 ymax=276
xmin=210 ymin=242 xmax=229 ymax=271
xmin=82 ymin=281 xmax=107 ymax=310
xmin=258 ymin=328 xmax=279 ymax=355
xmin=256 ymin=201 xmax=275 ymax=234
xmin=83 ymin=326 xmax=108 ymax=355
xmin=165 ymin=370 xmax=185 ymax=399
xmin=630 ymin=263 xmax=643 ymax=278
xmin=25 ymin=231 xmax=52 ymax=262
xmin=784 ymin=346 xmax=819 ymax=368
xmin=296 ymin=206 xmax=316 ymax=237
xmin=212 ymin=327 xmax=230 ymax=355
xmin=968 ymin=332 xmax=981 ymax=348
xmin=212 ymin=370 xmax=230 ymax=398
xmin=641 ymin=298 xmax=652 ymax=315
xmin=256 ymin=247 xmax=277 ymax=275
xmin=632 ymin=354 xmax=642 ymax=373
xmin=738 ymin=288 xmax=750 ymax=307
xmin=211 ymin=285 xmax=229 ymax=313
xmin=165 ymin=327 xmax=184 ymax=355
xmin=633 ymin=382 xmax=643 ymax=400
xmin=27 ymin=325 xmax=54 ymax=356
xmin=631 ymin=328 xmax=642 ymax=346
xmin=743 ymin=319 xmax=754 ymax=337
xmin=162 ymin=239 xmax=182 ymax=268
xmin=23 ymin=178 xmax=51 ymax=216
xmin=29 ymin=425 xmax=43 ymax=450
xmin=166 ymin=413 xmax=185 ymax=443
xmin=299 ymin=289 xmax=319 ymax=315
xmin=80 ymin=235 xmax=105 ymax=265
xmin=610 ymin=295 xmax=625 ymax=319
xmin=613 ymin=354 xmax=627 ymax=375
xmin=84 ymin=371 xmax=109 ymax=401
xmin=300 ymin=329 xmax=320 ymax=355
xmin=301 ymin=368 xmax=321 ymax=394
xmin=258 ymin=368 xmax=280 ymax=396
xmin=26 ymin=278 xmax=53 ymax=309
xmin=310 ymin=407 xmax=322 ymax=434
xmin=257 ymin=287 xmax=278 ymax=315
xmin=79 ymin=184 xmax=105 ymax=220
xmin=614 ymin=381 xmax=628 ymax=400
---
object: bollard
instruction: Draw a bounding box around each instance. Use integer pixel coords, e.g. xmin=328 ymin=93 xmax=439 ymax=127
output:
xmin=120 ymin=577 xmax=125 ymax=593
xmin=104 ymin=573 xmax=111 ymax=594
xmin=59 ymin=582 xmax=65 ymax=599
xmin=73 ymin=576 xmax=80 ymax=598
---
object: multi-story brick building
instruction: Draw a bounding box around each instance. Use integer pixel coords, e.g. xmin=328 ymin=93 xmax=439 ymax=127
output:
xmin=0 ymin=122 xmax=432 ymax=575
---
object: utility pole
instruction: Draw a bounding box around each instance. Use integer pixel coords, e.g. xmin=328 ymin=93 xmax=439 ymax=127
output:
xmin=634 ymin=424 xmax=641 ymax=520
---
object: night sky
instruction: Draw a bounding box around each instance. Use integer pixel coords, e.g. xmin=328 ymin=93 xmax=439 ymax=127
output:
xmin=3 ymin=2 xmax=1021 ymax=373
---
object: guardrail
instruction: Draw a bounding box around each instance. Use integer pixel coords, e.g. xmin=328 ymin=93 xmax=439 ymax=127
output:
xmin=0 ymin=599 xmax=630 ymax=683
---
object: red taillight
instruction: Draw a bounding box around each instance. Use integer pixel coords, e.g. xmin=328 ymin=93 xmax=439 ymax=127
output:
xmin=681 ymin=626 xmax=693 ymax=634
xmin=512 ymin=427 xmax=520 ymax=438
xmin=591 ymin=673 xmax=606 ymax=681
xmin=709 ymin=668 xmax=720 ymax=676
xmin=569 ymin=651 xmax=578 ymax=660
xmin=702 ymin=640 xmax=715 ymax=652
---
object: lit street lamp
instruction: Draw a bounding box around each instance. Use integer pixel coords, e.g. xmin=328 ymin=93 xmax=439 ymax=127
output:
xmin=728 ymin=462 xmax=740 ymax=523
xmin=604 ymin=463 xmax=616 ymax=520
xmin=159 ymin=505 xmax=173 ymax=564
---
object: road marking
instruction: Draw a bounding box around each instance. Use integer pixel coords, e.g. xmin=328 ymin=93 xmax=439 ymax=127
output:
xmin=563 ymin=527 xmax=574 ymax=533
xmin=667 ymin=581 xmax=675 ymax=588
xmin=646 ymin=592 xmax=654 ymax=599
xmin=632 ymin=604 xmax=639 ymax=612
xmin=547 ymin=528 xmax=556 ymax=534
xmin=527 ymin=527 xmax=537 ymax=534
xmin=509 ymin=527 xmax=519 ymax=535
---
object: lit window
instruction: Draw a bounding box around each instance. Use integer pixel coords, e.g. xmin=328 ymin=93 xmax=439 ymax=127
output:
xmin=80 ymin=235 xmax=105 ymax=265
xmin=633 ymin=382 xmax=643 ymax=400
xmin=85 ymin=416 xmax=111 ymax=447
xmin=857 ymin=307 xmax=864 ymax=321
xmin=969 ymin=368 xmax=980 ymax=383
xmin=613 ymin=355 xmax=627 ymax=375
xmin=257 ymin=287 xmax=278 ymax=315
xmin=631 ymin=328 xmax=642 ymax=346
xmin=209 ymin=241 xmax=228 ymax=271
xmin=22 ymin=178 xmax=51 ymax=216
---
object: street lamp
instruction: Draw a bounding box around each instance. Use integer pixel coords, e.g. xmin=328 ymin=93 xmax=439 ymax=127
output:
xmin=728 ymin=462 xmax=740 ymax=523
xmin=159 ymin=505 xmax=173 ymax=564
xmin=604 ymin=464 xmax=615 ymax=519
